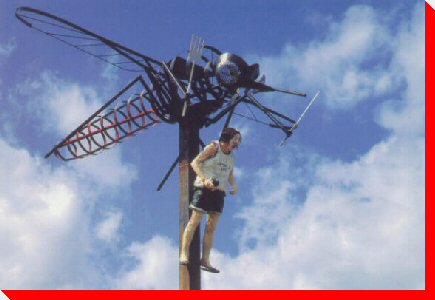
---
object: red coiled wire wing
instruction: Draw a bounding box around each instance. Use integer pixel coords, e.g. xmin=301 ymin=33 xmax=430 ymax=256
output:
xmin=46 ymin=76 xmax=159 ymax=161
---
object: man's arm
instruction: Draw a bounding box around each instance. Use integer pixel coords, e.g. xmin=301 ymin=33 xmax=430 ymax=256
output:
xmin=228 ymin=168 xmax=238 ymax=195
xmin=191 ymin=142 xmax=218 ymax=189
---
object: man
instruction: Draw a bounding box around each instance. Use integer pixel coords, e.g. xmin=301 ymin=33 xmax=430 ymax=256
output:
xmin=179 ymin=127 xmax=241 ymax=273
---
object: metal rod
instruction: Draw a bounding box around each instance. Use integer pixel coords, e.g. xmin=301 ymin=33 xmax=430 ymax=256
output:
xmin=291 ymin=91 xmax=320 ymax=129
xmin=223 ymin=92 xmax=242 ymax=129
xmin=280 ymin=91 xmax=320 ymax=146
xmin=157 ymin=155 xmax=180 ymax=191
xmin=243 ymin=97 xmax=296 ymax=124
xmin=246 ymin=95 xmax=287 ymax=134
xmin=270 ymin=87 xmax=307 ymax=97
xmin=205 ymin=94 xmax=244 ymax=127
xmin=161 ymin=61 xmax=187 ymax=96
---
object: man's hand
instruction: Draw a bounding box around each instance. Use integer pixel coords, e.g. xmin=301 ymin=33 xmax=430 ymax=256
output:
xmin=229 ymin=183 xmax=238 ymax=195
xmin=203 ymin=178 xmax=216 ymax=190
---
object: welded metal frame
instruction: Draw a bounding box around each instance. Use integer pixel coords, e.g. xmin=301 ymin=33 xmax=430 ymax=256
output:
xmin=16 ymin=6 xmax=306 ymax=162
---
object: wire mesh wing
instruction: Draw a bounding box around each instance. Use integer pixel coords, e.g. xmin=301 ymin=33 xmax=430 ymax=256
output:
xmin=218 ymin=92 xmax=319 ymax=145
xmin=206 ymin=92 xmax=296 ymax=134
xmin=15 ymin=6 xmax=162 ymax=73
xmin=46 ymin=76 xmax=160 ymax=161
xmin=243 ymin=94 xmax=296 ymax=132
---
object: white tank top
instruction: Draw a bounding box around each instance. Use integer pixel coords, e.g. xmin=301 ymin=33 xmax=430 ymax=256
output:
xmin=193 ymin=141 xmax=234 ymax=192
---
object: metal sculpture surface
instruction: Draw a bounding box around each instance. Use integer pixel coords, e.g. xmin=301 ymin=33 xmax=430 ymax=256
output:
xmin=16 ymin=7 xmax=317 ymax=163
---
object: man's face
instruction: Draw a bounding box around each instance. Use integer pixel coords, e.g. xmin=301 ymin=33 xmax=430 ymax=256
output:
xmin=229 ymin=134 xmax=242 ymax=150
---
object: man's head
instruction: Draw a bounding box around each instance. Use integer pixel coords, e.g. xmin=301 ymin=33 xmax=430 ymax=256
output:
xmin=219 ymin=127 xmax=242 ymax=149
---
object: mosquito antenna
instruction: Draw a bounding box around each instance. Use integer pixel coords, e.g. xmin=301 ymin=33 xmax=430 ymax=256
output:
xmin=280 ymin=91 xmax=320 ymax=146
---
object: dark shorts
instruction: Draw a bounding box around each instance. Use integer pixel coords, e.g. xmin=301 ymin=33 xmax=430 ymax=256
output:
xmin=190 ymin=188 xmax=225 ymax=214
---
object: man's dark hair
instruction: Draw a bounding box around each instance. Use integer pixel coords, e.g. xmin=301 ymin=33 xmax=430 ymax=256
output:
xmin=219 ymin=127 xmax=241 ymax=143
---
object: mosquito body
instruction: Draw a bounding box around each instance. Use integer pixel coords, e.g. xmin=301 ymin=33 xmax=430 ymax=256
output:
xmin=16 ymin=6 xmax=317 ymax=166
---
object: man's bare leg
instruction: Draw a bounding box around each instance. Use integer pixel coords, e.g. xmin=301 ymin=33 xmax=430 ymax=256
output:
xmin=180 ymin=210 xmax=203 ymax=264
xmin=201 ymin=212 xmax=220 ymax=270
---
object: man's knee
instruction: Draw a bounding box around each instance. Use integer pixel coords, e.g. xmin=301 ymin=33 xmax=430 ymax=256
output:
xmin=187 ymin=211 xmax=203 ymax=228
xmin=205 ymin=222 xmax=216 ymax=234
xmin=187 ymin=219 xmax=200 ymax=231
xmin=205 ymin=214 xmax=220 ymax=232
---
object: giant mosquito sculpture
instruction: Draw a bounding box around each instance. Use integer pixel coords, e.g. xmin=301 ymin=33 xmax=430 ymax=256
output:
xmin=16 ymin=6 xmax=319 ymax=290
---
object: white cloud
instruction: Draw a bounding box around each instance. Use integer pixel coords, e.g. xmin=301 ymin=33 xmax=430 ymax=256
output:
xmin=0 ymin=39 xmax=16 ymax=57
xmin=0 ymin=136 xmax=138 ymax=288
xmin=96 ymin=210 xmax=123 ymax=244
xmin=18 ymin=72 xmax=102 ymax=135
xmin=0 ymin=72 xmax=138 ymax=288
xmin=100 ymin=63 xmax=120 ymax=84
xmin=114 ymin=235 xmax=179 ymax=289
xmin=0 ymin=39 xmax=17 ymax=87
xmin=253 ymin=5 xmax=398 ymax=110
xmin=377 ymin=5 xmax=425 ymax=137
xmin=0 ymin=139 xmax=98 ymax=288
xmin=231 ymin=121 xmax=251 ymax=142
xmin=233 ymin=166 xmax=244 ymax=180
xmin=70 ymin=148 xmax=137 ymax=188
xmin=234 ymin=159 xmax=300 ymax=252
xmin=202 ymin=134 xmax=424 ymax=289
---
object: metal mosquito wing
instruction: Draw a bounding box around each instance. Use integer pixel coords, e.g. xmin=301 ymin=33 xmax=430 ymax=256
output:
xmin=211 ymin=90 xmax=319 ymax=143
xmin=15 ymin=6 xmax=162 ymax=73
xmin=45 ymin=76 xmax=160 ymax=161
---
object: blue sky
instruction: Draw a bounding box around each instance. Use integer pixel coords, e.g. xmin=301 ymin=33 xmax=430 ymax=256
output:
xmin=0 ymin=0 xmax=425 ymax=289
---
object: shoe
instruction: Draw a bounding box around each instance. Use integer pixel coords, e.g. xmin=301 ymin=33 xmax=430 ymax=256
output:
xmin=200 ymin=263 xmax=220 ymax=273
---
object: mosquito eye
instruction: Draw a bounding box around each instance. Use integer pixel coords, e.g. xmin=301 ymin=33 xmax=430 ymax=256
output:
xmin=216 ymin=53 xmax=243 ymax=86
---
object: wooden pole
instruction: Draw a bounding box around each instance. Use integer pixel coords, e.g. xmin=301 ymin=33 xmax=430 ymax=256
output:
xmin=179 ymin=117 xmax=201 ymax=290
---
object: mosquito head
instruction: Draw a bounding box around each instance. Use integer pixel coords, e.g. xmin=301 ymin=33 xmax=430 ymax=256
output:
xmin=215 ymin=52 xmax=261 ymax=90
xmin=216 ymin=53 xmax=243 ymax=86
